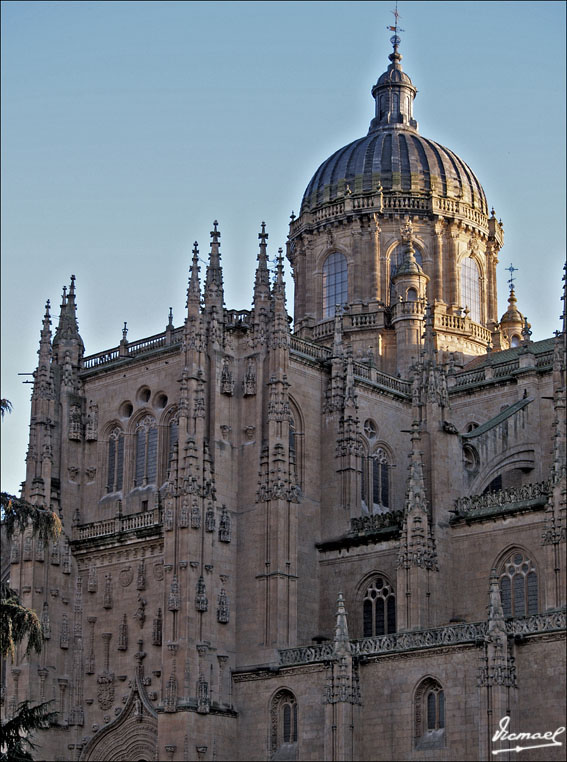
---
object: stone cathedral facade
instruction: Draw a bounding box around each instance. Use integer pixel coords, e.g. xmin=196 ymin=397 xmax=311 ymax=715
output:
xmin=3 ymin=35 xmax=566 ymax=762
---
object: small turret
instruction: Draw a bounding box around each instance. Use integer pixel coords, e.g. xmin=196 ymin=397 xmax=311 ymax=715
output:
xmin=253 ymin=221 xmax=271 ymax=306
xmin=187 ymin=242 xmax=202 ymax=317
xmin=53 ymin=275 xmax=84 ymax=366
xmin=499 ymin=288 xmax=524 ymax=348
xmin=204 ymin=221 xmax=224 ymax=311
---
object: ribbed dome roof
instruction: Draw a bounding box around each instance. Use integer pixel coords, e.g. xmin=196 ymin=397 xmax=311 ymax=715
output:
xmin=301 ymin=131 xmax=488 ymax=214
xmin=300 ymin=44 xmax=488 ymax=216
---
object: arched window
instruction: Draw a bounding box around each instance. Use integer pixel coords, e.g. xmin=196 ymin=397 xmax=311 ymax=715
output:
xmin=106 ymin=427 xmax=124 ymax=493
xmin=168 ymin=418 xmax=178 ymax=469
xmin=134 ymin=416 xmax=157 ymax=487
xmin=498 ymin=550 xmax=538 ymax=618
xmin=407 ymin=287 xmax=418 ymax=301
xmin=360 ymin=446 xmax=391 ymax=514
xmin=362 ymin=575 xmax=396 ymax=637
xmin=270 ymin=689 xmax=298 ymax=759
xmin=415 ymin=678 xmax=445 ymax=749
xmin=390 ymin=244 xmax=423 ymax=303
xmin=510 ymin=334 xmax=521 ymax=347
xmin=322 ymin=252 xmax=348 ymax=318
xmin=460 ymin=257 xmax=481 ymax=323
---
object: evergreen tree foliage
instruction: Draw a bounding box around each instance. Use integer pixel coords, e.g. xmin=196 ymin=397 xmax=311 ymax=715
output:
xmin=1 ymin=400 xmax=60 ymax=759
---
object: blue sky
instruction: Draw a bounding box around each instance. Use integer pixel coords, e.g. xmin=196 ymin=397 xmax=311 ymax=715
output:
xmin=1 ymin=0 xmax=565 ymax=495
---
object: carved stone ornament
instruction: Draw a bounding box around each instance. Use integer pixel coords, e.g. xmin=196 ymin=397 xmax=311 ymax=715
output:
xmin=68 ymin=404 xmax=82 ymax=441
xmin=243 ymin=358 xmax=256 ymax=396
xmin=97 ymin=674 xmax=115 ymax=710
xmin=153 ymin=561 xmax=164 ymax=581
xmin=220 ymin=357 xmax=235 ymax=395
xmin=119 ymin=567 xmax=133 ymax=587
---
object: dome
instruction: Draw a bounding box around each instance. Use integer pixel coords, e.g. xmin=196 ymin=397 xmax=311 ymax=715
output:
xmin=301 ymin=131 xmax=488 ymax=214
xmin=300 ymin=47 xmax=488 ymax=217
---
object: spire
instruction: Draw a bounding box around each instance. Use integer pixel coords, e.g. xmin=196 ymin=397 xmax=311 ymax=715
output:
xmin=273 ymin=247 xmax=286 ymax=299
xmin=187 ymin=242 xmax=202 ymax=313
xmin=204 ymin=221 xmax=224 ymax=309
xmin=487 ymin=569 xmax=506 ymax=639
xmin=422 ymin=302 xmax=436 ymax=360
xmin=38 ymin=300 xmax=52 ymax=367
xmin=253 ymin=221 xmax=270 ymax=304
xmin=53 ymin=275 xmax=84 ymax=360
xmin=369 ymin=8 xmax=417 ymax=132
xmin=333 ymin=593 xmax=351 ymax=657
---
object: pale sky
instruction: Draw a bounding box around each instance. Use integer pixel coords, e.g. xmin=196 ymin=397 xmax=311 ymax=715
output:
xmin=1 ymin=0 xmax=565 ymax=496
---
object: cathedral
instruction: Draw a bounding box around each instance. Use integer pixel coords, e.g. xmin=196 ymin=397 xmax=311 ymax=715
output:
xmin=3 ymin=26 xmax=566 ymax=762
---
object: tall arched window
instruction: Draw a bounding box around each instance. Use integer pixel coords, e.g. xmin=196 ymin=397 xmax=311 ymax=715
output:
xmin=360 ymin=446 xmax=391 ymax=513
xmin=270 ymin=689 xmax=298 ymax=759
xmin=134 ymin=416 xmax=158 ymax=487
xmin=322 ymin=252 xmax=348 ymax=318
xmin=460 ymin=257 xmax=481 ymax=323
xmin=498 ymin=550 xmax=538 ymax=617
xmin=362 ymin=575 xmax=396 ymax=637
xmin=168 ymin=418 xmax=178 ymax=469
xmin=415 ymin=678 xmax=445 ymax=749
xmin=390 ymin=244 xmax=423 ymax=303
xmin=106 ymin=427 xmax=124 ymax=493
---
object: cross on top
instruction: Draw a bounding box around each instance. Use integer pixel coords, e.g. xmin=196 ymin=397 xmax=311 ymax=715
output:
xmin=506 ymin=263 xmax=518 ymax=291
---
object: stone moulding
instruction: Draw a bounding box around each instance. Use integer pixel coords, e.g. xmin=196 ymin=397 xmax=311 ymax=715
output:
xmin=277 ymin=609 xmax=566 ymax=666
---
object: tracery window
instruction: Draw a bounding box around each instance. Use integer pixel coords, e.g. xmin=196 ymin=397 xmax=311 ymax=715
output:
xmin=168 ymin=418 xmax=178 ymax=469
xmin=134 ymin=416 xmax=158 ymax=487
xmin=270 ymin=689 xmax=298 ymax=759
xmin=415 ymin=678 xmax=445 ymax=749
xmin=390 ymin=244 xmax=423 ymax=302
xmin=460 ymin=257 xmax=481 ymax=323
xmin=360 ymin=447 xmax=391 ymax=513
xmin=106 ymin=427 xmax=124 ymax=493
xmin=362 ymin=576 xmax=396 ymax=637
xmin=498 ymin=550 xmax=538 ymax=617
xmin=322 ymin=252 xmax=348 ymax=318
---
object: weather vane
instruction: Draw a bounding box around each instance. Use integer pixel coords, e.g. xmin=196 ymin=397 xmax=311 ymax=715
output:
xmin=506 ymin=263 xmax=518 ymax=292
xmin=387 ymin=1 xmax=405 ymax=50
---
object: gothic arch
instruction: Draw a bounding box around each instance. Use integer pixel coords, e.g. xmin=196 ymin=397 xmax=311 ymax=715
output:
xmin=492 ymin=545 xmax=541 ymax=617
xmin=159 ymin=404 xmax=179 ymax=483
xmin=80 ymin=677 xmax=157 ymax=761
xmin=355 ymin=570 xmax=396 ymax=638
xmin=414 ymin=675 xmax=445 ymax=749
xmin=288 ymin=396 xmax=304 ymax=490
xmin=269 ymin=687 xmax=298 ymax=760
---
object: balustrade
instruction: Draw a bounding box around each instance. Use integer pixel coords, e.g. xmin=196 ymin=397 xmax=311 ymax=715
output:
xmin=278 ymin=609 xmax=565 ymax=666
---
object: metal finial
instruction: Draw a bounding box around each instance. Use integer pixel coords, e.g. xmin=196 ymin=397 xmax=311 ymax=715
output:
xmin=122 ymin=322 xmax=128 ymax=341
xmin=387 ymin=1 xmax=404 ymax=53
xmin=168 ymin=307 xmax=173 ymax=327
xmin=505 ymin=263 xmax=518 ymax=292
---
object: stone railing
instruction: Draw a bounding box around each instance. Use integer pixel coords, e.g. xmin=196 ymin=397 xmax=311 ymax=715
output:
xmin=349 ymin=511 xmax=404 ymax=536
xmin=75 ymin=508 xmax=161 ymax=541
xmin=278 ymin=609 xmax=565 ymax=666
xmin=313 ymin=201 xmax=345 ymax=223
xmin=350 ymin=312 xmax=380 ymax=328
xmin=279 ymin=642 xmax=335 ymax=666
xmin=535 ymin=350 xmax=555 ymax=368
xmin=290 ymin=336 xmax=332 ymax=361
xmin=451 ymin=480 xmax=550 ymax=521
xmin=82 ymin=348 xmax=121 ymax=369
xmin=506 ymin=610 xmax=566 ymax=636
xmin=311 ymin=319 xmax=335 ymax=340
xmin=352 ymin=621 xmax=488 ymax=658
xmin=81 ymin=328 xmax=183 ymax=371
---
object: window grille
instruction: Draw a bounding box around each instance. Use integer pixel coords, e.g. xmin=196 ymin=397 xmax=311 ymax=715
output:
xmin=362 ymin=576 xmax=396 ymax=637
xmin=107 ymin=427 xmax=124 ymax=492
xmin=134 ymin=416 xmax=158 ymax=487
xmin=499 ymin=550 xmax=538 ymax=617
xmin=460 ymin=257 xmax=481 ymax=323
xmin=322 ymin=252 xmax=348 ymax=318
